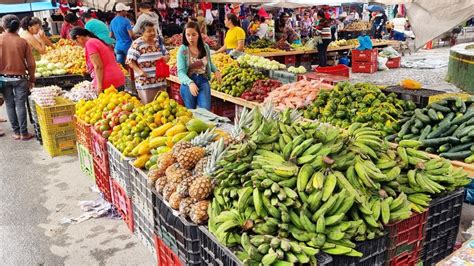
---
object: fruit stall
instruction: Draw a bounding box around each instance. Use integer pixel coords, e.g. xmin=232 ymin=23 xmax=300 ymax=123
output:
xmin=26 ymin=36 xmax=474 ymax=266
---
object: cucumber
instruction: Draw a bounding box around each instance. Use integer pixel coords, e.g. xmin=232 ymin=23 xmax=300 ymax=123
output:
xmin=438 ymin=144 xmax=452 ymax=153
xmin=449 ymin=143 xmax=474 ymax=153
xmin=471 ymin=145 xmax=474 ymax=152
xmin=413 ymin=119 xmax=424 ymax=129
xmin=437 ymin=111 xmax=444 ymax=120
xmin=419 ymin=125 xmax=432 ymax=141
xmin=451 ymin=112 xmax=474 ymax=126
xmin=398 ymin=118 xmax=414 ymax=138
xmin=429 ymin=103 xmax=451 ymax=113
xmin=460 ymin=136 xmax=474 ymax=143
xmin=422 ymin=136 xmax=460 ymax=147
xmin=455 ymin=97 xmax=464 ymax=108
xmin=465 ymin=154 xmax=474 ymax=163
xmin=427 ymin=109 xmax=438 ymax=121
xmin=440 ymin=112 xmax=455 ymax=124
xmin=425 ymin=147 xmax=436 ymax=153
xmin=453 ymin=123 xmax=467 ymax=137
xmin=456 ymin=125 xmax=474 ymax=138
xmin=439 ymin=151 xmax=472 ymax=160
xmin=385 ymin=134 xmax=397 ymax=142
xmin=398 ymin=117 xmax=411 ymax=124
xmin=414 ymin=109 xmax=430 ymax=124
xmin=402 ymin=133 xmax=417 ymax=140
xmin=410 ymin=126 xmax=420 ymax=134
xmin=439 ymin=125 xmax=458 ymax=138
xmin=466 ymin=117 xmax=474 ymax=126
xmin=426 ymin=122 xmax=451 ymax=139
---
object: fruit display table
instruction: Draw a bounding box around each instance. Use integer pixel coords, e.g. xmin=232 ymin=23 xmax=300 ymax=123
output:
xmin=36 ymin=74 xmax=91 ymax=90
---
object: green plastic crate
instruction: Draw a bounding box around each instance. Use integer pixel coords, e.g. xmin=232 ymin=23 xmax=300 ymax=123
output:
xmin=77 ymin=143 xmax=94 ymax=180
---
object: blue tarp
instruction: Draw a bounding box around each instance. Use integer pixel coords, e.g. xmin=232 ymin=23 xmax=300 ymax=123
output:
xmin=0 ymin=1 xmax=57 ymax=14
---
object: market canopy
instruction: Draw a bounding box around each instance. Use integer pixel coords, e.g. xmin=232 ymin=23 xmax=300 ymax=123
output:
xmin=0 ymin=0 xmax=57 ymax=14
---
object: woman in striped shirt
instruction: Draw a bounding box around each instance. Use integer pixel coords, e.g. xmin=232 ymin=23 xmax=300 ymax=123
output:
xmin=127 ymin=21 xmax=169 ymax=104
xmin=314 ymin=10 xmax=332 ymax=67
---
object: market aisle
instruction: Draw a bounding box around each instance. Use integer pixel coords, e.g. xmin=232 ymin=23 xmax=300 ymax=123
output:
xmin=0 ymin=108 xmax=154 ymax=265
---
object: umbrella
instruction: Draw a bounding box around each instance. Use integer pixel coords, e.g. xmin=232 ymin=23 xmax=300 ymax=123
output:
xmin=367 ymin=5 xmax=385 ymax=12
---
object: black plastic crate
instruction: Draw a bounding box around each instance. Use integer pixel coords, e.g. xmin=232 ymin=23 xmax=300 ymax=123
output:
xmin=198 ymin=226 xmax=332 ymax=266
xmin=129 ymin=163 xmax=153 ymax=222
xmin=34 ymin=120 xmax=42 ymax=145
xmin=152 ymin=190 xmax=201 ymax=265
xmin=107 ymin=142 xmax=133 ymax=196
xmin=35 ymin=74 xmax=91 ymax=90
xmin=425 ymin=188 xmax=464 ymax=233
xmin=382 ymin=86 xmax=444 ymax=108
xmin=422 ymin=226 xmax=457 ymax=265
xmin=327 ymin=235 xmax=388 ymax=266
xmin=132 ymin=202 xmax=156 ymax=256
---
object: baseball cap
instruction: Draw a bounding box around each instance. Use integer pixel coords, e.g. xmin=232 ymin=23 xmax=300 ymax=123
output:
xmin=116 ymin=3 xmax=131 ymax=12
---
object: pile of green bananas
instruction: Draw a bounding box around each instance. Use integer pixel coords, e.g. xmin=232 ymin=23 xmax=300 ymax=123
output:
xmin=210 ymin=64 xmax=267 ymax=97
xmin=303 ymin=82 xmax=416 ymax=136
xmin=207 ymin=106 xmax=469 ymax=265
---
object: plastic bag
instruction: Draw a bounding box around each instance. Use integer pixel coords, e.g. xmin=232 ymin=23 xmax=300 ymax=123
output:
xmin=205 ymin=9 xmax=214 ymax=25
xmin=377 ymin=57 xmax=389 ymax=71
xmin=381 ymin=46 xmax=400 ymax=58
xmin=465 ymin=180 xmax=474 ymax=204
xmin=356 ymin=35 xmax=373 ymax=50
xmin=155 ymin=58 xmax=170 ymax=78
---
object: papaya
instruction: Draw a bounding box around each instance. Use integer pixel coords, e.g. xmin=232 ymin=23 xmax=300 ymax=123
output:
xmin=155 ymin=146 xmax=171 ymax=154
xmin=182 ymin=131 xmax=198 ymax=142
xmin=172 ymin=132 xmax=191 ymax=144
xmin=165 ymin=123 xmax=187 ymax=137
xmin=185 ymin=118 xmax=213 ymax=133
xmin=137 ymin=140 xmax=151 ymax=155
xmin=149 ymin=136 xmax=168 ymax=149
xmin=150 ymin=122 xmax=173 ymax=137
xmin=133 ymin=154 xmax=152 ymax=169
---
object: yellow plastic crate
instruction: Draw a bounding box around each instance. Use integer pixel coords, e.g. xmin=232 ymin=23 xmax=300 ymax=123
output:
xmin=36 ymin=96 xmax=75 ymax=129
xmin=42 ymin=128 xmax=76 ymax=157
xmin=428 ymin=92 xmax=472 ymax=104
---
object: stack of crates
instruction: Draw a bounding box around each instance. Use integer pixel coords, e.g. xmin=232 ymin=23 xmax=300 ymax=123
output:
xmin=352 ymin=49 xmax=378 ymax=74
xmin=36 ymin=96 xmax=76 ymax=157
xmin=28 ymin=96 xmax=42 ymax=145
xmin=74 ymin=115 xmax=94 ymax=180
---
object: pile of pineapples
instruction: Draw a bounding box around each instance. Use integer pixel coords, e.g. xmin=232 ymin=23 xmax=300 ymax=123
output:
xmin=147 ymin=129 xmax=225 ymax=224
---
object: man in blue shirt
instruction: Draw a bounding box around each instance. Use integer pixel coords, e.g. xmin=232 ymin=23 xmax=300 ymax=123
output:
xmin=82 ymin=13 xmax=115 ymax=46
xmin=110 ymin=3 xmax=135 ymax=65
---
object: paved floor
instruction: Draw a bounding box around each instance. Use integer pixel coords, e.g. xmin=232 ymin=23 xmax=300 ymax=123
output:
xmin=0 ymin=110 xmax=154 ymax=265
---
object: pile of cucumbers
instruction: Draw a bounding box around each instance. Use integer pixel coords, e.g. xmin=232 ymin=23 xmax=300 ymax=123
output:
xmin=392 ymin=96 xmax=474 ymax=163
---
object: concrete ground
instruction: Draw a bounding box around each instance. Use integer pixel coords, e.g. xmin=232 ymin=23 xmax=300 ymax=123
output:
xmin=0 ymin=109 xmax=154 ymax=265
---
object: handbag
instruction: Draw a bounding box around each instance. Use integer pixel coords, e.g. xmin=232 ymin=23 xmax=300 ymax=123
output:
xmin=155 ymin=58 xmax=170 ymax=78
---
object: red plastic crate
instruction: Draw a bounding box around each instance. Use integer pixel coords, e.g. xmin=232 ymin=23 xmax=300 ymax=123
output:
xmin=352 ymin=49 xmax=378 ymax=63
xmin=386 ymin=57 xmax=401 ymax=69
xmin=314 ymin=64 xmax=350 ymax=77
xmin=167 ymin=81 xmax=184 ymax=105
xmin=93 ymin=159 xmax=112 ymax=203
xmin=300 ymin=54 xmax=312 ymax=62
xmin=73 ymin=115 xmax=92 ymax=152
xmin=211 ymin=98 xmax=235 ymax=121
xmin=298 ymin=72 xmax=349 ymax=85
xmin=111 ymin=179 xmax=134 ymax=232
xmin=352 ymin=61 xmax=378 ymax=73
xmin=388 ymin=240 xmax=422 ymax=266
xmin=154 ymin=234 xmax=182 ymax=266
xmin=91 ymin=128 xmax=109 ymax=176
xmin=284 ymin=55 xmax=296 ymax=65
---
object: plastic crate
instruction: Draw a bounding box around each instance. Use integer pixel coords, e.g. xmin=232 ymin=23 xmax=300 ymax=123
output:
xmin=133 ymin=202 xmax=156 ymax=255
xmin=352 ymin=61 xmax=378 ymax=73
xmin=385 ymin=211 xmax=427 ymax=264
xmin=421 ymin=189 xmax=464 ymax=264
xmin=211 ymin=98 xmax=236 ymax=121
xmin=36 ymin=97 xmax=75 ymax=131
xmin=111 ymin=178 xmax=134 ymax=232
xmin=386 ymin=57 xmax=401 ymax=69
xmin=198 ymin=226 xmax=241 ymax=266
xmin=152 ymin=191 xmax=201 ymax=265
xmin=269 ymin=70 xmax=298 ymax=84
xmin=382 ymin=86 xmax=444 ymax=108
xmin=91 ymin=128 xmax=109 ymax=176
xmin=167 ymin=80 xmax=184 ymax=105
xmin=28 ymin=95 xmax=39 ymax=122
xmin=154 ymin=234 xmax=182 ymax=266
xmin=34 ymin=120 xmax=42 ymax=145
xmin=107 ymin=142 xmax=133 ymax=196
xmin=77 ymin=143 xmax=94 ymax=180
xmin=352 ymin=49 xmax=378 ymax=63
xmin=328 ymin=235 xmax=388 ymax=266
xmin=35 ymin=74 xmax=91 ymax=89
xmin=41 ymin=128 xmax=76 ymax=157
xmin=315 ymin=64 xmax=351 ymax=77
xmin=129 ymin=163 xmax=153 ymax=223
xmin=74 ymin=115 xmax=92 ymax=152
xmin=93 ymin=159 xmax=112 ymax=203
xmin=284 ymin=54 xmax=296 ymax=66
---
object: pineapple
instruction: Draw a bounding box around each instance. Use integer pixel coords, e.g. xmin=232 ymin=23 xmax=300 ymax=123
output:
xmin=176 ymin=147 xmax=206 ymax=170
xmin=179 ymin=197 xmax=194 ymax=216
xmin=172 ymin=141 xmax=194 ymax=157
xmin=188 ymin=175 xmax=213 ymax=201
xmin=176 ymin=175 xmax=199 ymax=198
xmin=147 ymin=168 xmax=161 ymax=185
xmin=163 ymin=183 xmax=178 ymax=201
xmin=169 ymin=192 xmax=182 ymax=210
xmin=166 ymin=166 xmax=192 ymax=184
xmin=155 ymin=177 xmax=167 ymax=194
xmin=189 ymin=200 xmax=210 ymax=224
xmin=156 ymin=152 xmax=176 ymax=176
xmin=193 ymin=156 xmax=209 ymax=175
xmin=172 ymin=129 xmax=217 ymax=157
xmin=226 ymin=107 xmax=254 ymax=145
xmin=165 ymin=163 xmax=180 ymax=177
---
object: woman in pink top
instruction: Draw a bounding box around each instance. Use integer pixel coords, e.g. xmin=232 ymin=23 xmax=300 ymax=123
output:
xmin=70 ymin=27 xmax=125 ymax=93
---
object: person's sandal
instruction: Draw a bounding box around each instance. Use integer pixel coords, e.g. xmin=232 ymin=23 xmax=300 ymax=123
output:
xmin=12 ymin=133 xmax=21 ymax=140
xmin=20 ymin=133 xmax=34 ymax=141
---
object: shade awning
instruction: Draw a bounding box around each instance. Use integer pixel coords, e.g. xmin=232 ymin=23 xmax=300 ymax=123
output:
xmin=0 ymin=1 xmax=57 ymax=14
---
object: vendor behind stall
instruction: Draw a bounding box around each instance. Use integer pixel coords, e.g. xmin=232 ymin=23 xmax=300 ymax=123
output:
xmin=276 ymin=13 xmax=300 ymax=44
xmin=314 ymin=10 xmax=332 ymax=67
xmin=19 ymin=16 xmax=53 ymax=58
xmin=61 ymin=13 xmax=84 ymax=39
xmin=215 ymin=14 xmax=245 ymax=54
